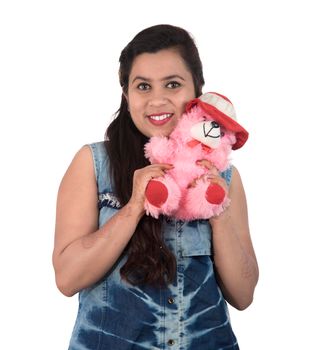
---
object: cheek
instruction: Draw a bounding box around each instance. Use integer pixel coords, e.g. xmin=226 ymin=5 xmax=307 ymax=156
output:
xmin=128 ymin=94 xmax=144 ymax=112
xmin=178 ymin=104 xmax=186 ymax=115
xmin=177 ymin=97 xmax=191 ymax=114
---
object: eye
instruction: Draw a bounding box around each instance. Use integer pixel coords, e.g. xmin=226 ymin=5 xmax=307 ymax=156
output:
xmin=166 ymin=81 xmax=181 ymax=89
xmin=221 ymin=131 xmax=225 ymax=137
xmin=137 ymin=82 xmax=151 ymax=91
xmin=202 ymin=115 xmax=207 ymax=121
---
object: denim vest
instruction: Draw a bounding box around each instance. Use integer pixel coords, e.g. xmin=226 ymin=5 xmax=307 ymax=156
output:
xmin=68 ymin=141 xmax=239 ymax=350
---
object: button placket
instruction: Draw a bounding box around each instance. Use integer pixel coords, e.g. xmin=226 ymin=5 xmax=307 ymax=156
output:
xmin=176 ymin=220 xmax=184 ymax=258
xmin=174 ymin=220 xmax=185 ymax=349
xmin=176 ymin=219 xmax=184 ymax=233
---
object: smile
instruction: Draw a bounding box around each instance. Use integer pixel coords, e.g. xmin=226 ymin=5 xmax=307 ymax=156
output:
xmin=148 ymin=113 xmax=174 ymax=125
xmin=148 ymin=113 xmax=173 ymax=121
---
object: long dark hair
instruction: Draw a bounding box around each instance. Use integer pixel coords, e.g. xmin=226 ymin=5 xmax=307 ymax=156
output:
xmin=105 ymin=24 xmax=205 ymax=286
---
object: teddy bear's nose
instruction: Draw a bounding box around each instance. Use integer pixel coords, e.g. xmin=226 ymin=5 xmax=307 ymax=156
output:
xmin=211 ymin=121 xmax=220 ymax=128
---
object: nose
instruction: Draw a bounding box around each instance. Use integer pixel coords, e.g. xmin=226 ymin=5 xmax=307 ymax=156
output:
xmin=148 ymin=89 xmax=169 ymax=107
xmin=211 ymin=121 xmax=220 ymax=128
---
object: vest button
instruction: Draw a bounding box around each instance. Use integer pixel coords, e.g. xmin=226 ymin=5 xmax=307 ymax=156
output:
xmin=168 ymin=339 xmax=175 ymax=346
xmin=167 ymin=297 xmax=175 ymax=304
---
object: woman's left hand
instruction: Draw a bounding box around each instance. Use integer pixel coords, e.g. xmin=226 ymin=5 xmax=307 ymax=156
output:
xmin=195 ymin=159 xmax=228 ymax=191
xmin=194 ymin=159 xmax=231 ymax=223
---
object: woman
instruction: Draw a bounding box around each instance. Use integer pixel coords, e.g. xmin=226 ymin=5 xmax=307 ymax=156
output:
xmin=53 ymin=24 xmax=258 ymax=350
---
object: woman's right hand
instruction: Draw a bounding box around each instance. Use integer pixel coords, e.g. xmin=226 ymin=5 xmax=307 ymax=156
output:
xmin=128 ymin=163 xmax=174 ymax=213
xmin=53 ymin=148 xmax=174 ymax=296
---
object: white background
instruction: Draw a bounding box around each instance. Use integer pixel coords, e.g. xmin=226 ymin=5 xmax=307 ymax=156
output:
xmin=1 ymin=0 xmax=329 ymax=349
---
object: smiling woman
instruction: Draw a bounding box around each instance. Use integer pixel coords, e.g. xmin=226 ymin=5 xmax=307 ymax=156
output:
xmin=53 ymin=24 xmax=258 ymax=350
xmin=125 ymin=49 xmax=195 ymax=137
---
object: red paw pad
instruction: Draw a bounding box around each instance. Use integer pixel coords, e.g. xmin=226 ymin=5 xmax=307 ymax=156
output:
xmin=145 ymin=180 xmax=168 ymax=208
xmin=205 ymin=184 xmax=225 ymax=204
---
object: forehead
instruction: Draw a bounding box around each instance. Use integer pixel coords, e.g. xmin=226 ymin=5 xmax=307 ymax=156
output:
xmin=129 ymin=49 xmax=192 ymax=81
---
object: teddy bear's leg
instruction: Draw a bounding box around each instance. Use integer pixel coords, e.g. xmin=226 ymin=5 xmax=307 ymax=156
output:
xmin=181 ymin=179 xmax=230 ymax=220
xmin=144 ymin=175 xmax=181 ymax=218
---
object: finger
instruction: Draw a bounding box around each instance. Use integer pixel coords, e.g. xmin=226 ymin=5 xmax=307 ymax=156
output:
xmin=187 ymin=178 xmax=198 ymax=188
xmin=207 ymin=174 xmax=228 ymax=188
xmin=196 ymin=159 xmax=213 ymax=169
xmin=187 ymin=174 xmax=207 ymax=188
xmin=153 ymin=163 xmax=174 ymax=170
xmin=196 ymin=160 xmax=219 ymax=176
xmin=148 ymin=172 xmax=163 ymax=180
xmin=146 ymin=164 xmax=174 ymax=176
xmin=148 ymin=169 xmax=167 ymax=180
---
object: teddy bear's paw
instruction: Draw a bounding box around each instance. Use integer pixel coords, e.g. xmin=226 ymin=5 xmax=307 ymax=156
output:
xmin=144 ymin=176 xmax=181 ymax=218
xmin=145 ymin=180 xmax=168 ymax=208
xmin=205 ymin=183 xmax=226 ymax=205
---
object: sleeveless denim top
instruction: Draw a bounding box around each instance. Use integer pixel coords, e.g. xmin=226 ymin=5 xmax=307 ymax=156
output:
xmin=68 ymin=141 xmax=239 ymax=350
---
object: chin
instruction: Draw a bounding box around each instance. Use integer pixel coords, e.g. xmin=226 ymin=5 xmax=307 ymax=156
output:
xmin=154 ymin=129 xmax=172 ymax=138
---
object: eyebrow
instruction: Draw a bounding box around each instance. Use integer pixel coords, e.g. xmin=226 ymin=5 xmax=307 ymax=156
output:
xmin=132 ymin=75 xmax=186 ymax=84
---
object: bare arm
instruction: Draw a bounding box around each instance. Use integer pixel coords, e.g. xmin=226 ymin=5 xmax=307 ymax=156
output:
xmin=52 ymin=145 xmax=172 ymax=297
xmin=210 ymin=166 xmax=259 ymax=310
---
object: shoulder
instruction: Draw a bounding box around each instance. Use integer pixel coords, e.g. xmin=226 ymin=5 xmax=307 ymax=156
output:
xmin=231 ymin=165 xmax=242 ymax=184
xmin=59 ymin=144 xmax=97 ymax=194
xmin=87 ymin=141 xmax=108 ymax=158
xmin=76 ymin=144 xmax=94 ymax=162
xmin=228 ymin=165 xmax=247 ymax=204
xmin=221 ymin=165 xmax=241 ymax=188
xmin=70 ymin=144 xmax=95 ymax=176
xmin=70 ymin=142 xmax=108 ymax=178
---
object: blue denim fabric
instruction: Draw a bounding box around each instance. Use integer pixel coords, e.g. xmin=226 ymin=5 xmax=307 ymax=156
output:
xmin=68 ymin=141 xmax=239 ymax=350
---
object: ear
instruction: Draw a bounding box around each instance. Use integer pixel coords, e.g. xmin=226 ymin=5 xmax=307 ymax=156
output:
xmin=122 ymin=89 xmax=128 ymax=101
xmin=122 ymin=90 xmax=130 ymax=112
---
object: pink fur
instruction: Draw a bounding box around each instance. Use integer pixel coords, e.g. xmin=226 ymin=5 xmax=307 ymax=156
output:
xmin=144 ymin=105 xmax=236 ymax=220
xmin=184 ymin=179 xmax=231 ymax=220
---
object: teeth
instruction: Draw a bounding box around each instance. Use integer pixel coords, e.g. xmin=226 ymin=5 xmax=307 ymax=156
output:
xmin=149 ymin=113 xmax=172 ymax=121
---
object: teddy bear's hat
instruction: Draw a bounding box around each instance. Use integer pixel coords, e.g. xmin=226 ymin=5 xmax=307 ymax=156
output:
xmin=186 ymin=92 xmax=249 ymax=150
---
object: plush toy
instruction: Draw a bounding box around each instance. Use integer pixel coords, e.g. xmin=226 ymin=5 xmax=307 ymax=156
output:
xmin=144 ymin=92 xmax=248 ymax=220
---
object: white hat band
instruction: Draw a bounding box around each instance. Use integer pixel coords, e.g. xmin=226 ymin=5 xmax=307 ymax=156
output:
xmin=199 ymin=93 xmax=237 ymax=121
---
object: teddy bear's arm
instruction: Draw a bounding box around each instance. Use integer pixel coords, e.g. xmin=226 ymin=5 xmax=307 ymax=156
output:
xmin=145 ymin=136 xmax=175 ymax=164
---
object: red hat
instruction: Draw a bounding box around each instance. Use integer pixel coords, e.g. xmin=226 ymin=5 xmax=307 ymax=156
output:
xmin=186 ymin=92 xmax=249 ymax=150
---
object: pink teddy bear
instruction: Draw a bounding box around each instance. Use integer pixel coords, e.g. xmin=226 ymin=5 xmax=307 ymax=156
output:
xmin=144 ymin=92 xmax=248 ymax=221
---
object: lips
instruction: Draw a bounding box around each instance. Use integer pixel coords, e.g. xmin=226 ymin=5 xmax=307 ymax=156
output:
xmin=147 ymin=113 xmax=174 ymax=126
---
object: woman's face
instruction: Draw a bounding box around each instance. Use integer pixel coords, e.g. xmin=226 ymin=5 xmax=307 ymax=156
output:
xmin=126 ymin=49 xmax=196 ymax=137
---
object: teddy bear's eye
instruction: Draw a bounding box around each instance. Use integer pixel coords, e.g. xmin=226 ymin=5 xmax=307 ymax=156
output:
xmin=221 ymin=131 xmax=225 ymax=137
xmin=202 ymin=116 xmax=207 ymax=121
